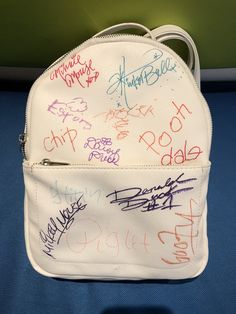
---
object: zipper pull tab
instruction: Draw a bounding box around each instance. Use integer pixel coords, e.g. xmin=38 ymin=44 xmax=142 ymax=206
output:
xmin=19 ymin=133 xmax=27 ymax=159
xmin=40 ymin=158 xmax=70 ymax=166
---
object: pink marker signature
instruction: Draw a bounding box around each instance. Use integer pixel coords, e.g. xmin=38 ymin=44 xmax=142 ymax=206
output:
xmin=66 ymin=218 xmax=150 ymax=257
xmin=94 ymin=104 xmax=155 ymax=140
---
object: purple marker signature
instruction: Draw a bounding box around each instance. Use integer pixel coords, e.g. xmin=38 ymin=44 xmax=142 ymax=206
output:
xmin=48 ymin=97 xmax=92 ymax=130
xmin=84 ymin=137 xmax=120 ymax=166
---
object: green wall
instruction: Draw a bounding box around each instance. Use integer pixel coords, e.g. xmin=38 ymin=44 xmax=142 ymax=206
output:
xmin=0 ymin=0 xmax=235 ymax=69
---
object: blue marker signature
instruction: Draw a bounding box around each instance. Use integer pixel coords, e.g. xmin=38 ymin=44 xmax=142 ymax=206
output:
xmin=106 ymin=49 xmax=177 ymax=109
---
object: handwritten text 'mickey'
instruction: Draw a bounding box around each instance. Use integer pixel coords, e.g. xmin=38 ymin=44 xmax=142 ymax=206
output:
xmin=39 ymin=196 xmax=87 ymax=259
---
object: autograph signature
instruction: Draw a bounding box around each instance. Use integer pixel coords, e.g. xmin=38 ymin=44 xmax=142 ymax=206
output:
xmin=157 ymin=198 xmax=202 ymax=265
xmin=47 ymin=97 xmax=92 ymax=130
xmin=39 ymin=196 xmax=87 ymax=259
xmin=106 ymin=49 xmax=176 ymax=108
xmin=106 ymin=173 xmax=196 ymax=212
xmin=50 ymin=180 xmax=103 ymax=205
xmin=84 ymin=136 xmax=120 ymax=166
xmin=50 ymin=54 xmax=99 ymax=88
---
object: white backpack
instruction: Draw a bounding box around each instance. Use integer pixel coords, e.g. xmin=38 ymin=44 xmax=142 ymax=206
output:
xmin=20 ymin=23 xmax=212 ymax=280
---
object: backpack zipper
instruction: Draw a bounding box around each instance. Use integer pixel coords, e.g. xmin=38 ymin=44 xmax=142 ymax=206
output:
xmin=39 ymin=158 xmax=70 ymax=166
xmin=33 ymin=158 xmax=210 ymax=169
xmin=19 ymin=133 xmax=27 ymax=159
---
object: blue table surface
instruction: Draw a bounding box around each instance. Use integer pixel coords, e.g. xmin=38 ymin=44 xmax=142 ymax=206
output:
xmin=0 ymin=90 xmax=236 ymax=314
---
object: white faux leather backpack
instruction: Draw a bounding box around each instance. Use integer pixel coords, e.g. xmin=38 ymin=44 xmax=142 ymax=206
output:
xmin=20 ymin=23 xmax=212 ymax=280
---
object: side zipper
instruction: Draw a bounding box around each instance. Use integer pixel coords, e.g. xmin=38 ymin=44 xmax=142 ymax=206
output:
xmin=19 ymin=133 xmax=27 ymax=159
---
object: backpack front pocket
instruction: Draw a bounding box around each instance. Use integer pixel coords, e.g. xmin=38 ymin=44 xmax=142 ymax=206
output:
xmin=23 ymin=162 xmax=210 ymax=280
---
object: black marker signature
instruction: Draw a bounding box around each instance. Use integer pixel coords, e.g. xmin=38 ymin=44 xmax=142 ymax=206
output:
xmin=106 ymin=173 xmax=196 ymax=212
xmin=39 ymin=195 xmax=87 ymax=259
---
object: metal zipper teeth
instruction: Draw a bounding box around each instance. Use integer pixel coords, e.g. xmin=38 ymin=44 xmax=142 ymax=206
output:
xmin=38 ymin=158 xmax=159 ymax=168
xmin=19 ymin=133 xmax=27 ymax=159
xmin=44 ymin=33 xmax=147 ymax=73
xmin=23 ymin=33 xmax=213 ymax=160
xmin=31 ymin=158 xmax=210 ymax=169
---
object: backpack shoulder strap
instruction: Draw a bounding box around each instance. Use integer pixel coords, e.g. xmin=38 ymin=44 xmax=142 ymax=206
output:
xmin=93 ymin=22 xmax=154 ymax=40
xmin=146 ymin=25 xmax=201 ymax=88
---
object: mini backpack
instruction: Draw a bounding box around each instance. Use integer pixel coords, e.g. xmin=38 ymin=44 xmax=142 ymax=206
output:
xmin=20 ymin=23 xmax=212 ymax=280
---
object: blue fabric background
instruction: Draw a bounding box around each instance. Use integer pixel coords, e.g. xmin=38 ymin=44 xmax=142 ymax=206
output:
xmin=0 ymin=90 xmax=235 ymax=314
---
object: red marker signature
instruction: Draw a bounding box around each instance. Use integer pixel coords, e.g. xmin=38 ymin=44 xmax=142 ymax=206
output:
xmin=43 ymin=127 xmax=78 ymax=153
xmin=50 ymin=53 xmax=99 ymax=88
